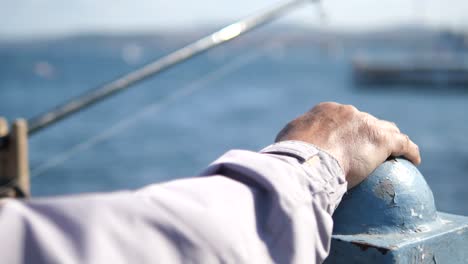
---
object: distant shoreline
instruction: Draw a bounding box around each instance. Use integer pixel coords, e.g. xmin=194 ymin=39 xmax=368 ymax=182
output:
xmin=1 ymin=23 xmax=465 ymax=45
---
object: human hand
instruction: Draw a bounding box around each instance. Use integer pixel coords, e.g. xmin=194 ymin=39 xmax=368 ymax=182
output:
xmin=275 ymin=102 xmax=421 ymax=189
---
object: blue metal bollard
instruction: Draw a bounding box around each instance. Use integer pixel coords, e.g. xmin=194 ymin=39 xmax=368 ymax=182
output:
xmin=326 ymin=158 xmax=468 ymax=263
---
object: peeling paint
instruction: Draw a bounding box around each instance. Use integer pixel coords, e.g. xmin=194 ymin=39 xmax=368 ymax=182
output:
xmin=441 ymin=219 xmax=452 ymax=225
xmin=374 ymin=178 xmax=396 ymax=205
xmin=415 ymin=225 xmax=430 ymax=233
xmin=329 ymin=159 xmax=468 ymax=263
xmin=350 ymin=241 xmax=390 ymax=255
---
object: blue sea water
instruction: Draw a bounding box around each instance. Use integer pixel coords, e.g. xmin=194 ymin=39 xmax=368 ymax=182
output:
xmin=1 ymin=30 xmax=467 ymax=215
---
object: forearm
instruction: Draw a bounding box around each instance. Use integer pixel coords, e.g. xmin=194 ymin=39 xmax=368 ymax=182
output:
xmin=0 ymin=141 xmax=347 ymax=264
xmin=197 ymin=140 xmax=347 ymax=263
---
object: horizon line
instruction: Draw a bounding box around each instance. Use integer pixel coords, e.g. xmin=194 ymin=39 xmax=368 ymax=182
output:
xmin=1 ymin=22 xmax=463 ymax=43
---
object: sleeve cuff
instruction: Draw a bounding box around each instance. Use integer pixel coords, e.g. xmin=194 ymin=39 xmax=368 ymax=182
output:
xmin=259 ymin=140 xmax=320 ymax=162
xmin=260 ymin=140 xmax=347 ymax=211
xmin=260 ymin=140 xmax=345 ymax=176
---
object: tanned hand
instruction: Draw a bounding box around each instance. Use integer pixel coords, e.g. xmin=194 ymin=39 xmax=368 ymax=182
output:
xmin=276 ymin=102 xmax=421 ymax=189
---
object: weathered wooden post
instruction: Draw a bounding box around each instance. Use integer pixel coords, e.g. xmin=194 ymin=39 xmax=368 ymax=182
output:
xmin=0 ymin=118 xmax=30 ymax=198
xmin=326 ymin=158 xmax=468 ymax=263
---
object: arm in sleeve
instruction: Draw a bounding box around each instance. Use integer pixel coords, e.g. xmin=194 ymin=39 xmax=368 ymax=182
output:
xmin=0 ymin=141 xmax=347 ymax=264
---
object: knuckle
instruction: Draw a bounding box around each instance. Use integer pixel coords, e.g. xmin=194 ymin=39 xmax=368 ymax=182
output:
xmin=316 ymin=101 xmax=339 ymax=110
xmin=399 ymin=134 xmax=411 ymax=152
xmin=344 ymin=104 xmax=358 ymax=112
xmin=363 ymin=121 xmax=387 ymax=145
xmin=390 ymin=121 xmax=401 ymax=132
xmin=374 ymin=129 xmax=389 ymax=145
xmin=404 ymin=134 xmax=410 ymax=145
xmin=361 ymin=112 xmax=377 ymax=124
xmin=340 ymin=104 xmax=359 ymax=120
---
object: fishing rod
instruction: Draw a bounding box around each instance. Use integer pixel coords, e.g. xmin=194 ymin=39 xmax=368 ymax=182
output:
xmin=0 ymin=0 xmax=316 ymax=198
xmin=22 ymin=0 xmax=313 ymax=137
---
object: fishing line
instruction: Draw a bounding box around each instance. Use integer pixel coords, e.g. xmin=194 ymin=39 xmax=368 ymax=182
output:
xmin=30 ymin=48 xmax=268 ymax=179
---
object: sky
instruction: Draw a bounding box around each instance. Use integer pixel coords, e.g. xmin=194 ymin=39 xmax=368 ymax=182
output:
xmin=1 ymin=0 xmax=467 ymax=39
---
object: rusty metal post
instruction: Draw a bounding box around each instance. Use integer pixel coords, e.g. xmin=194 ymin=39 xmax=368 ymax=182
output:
xmin=0 ymin=118 xmax=30 ymax=198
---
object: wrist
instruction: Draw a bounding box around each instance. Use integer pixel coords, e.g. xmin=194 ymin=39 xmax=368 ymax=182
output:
xmin=261 ymin=140 xmax=346 ymax=179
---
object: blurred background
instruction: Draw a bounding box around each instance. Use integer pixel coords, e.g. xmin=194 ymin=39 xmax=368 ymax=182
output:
xmin=0 ymin=0 xmax=467 ymax=214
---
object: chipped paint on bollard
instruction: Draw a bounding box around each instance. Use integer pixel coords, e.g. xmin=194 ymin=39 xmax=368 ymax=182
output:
xmin=325 ymin=158 xmax=468 ymax=263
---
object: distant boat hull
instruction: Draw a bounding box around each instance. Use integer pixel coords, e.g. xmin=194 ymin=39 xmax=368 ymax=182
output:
xmin=352 ymin=55 xmax=468 ymax=86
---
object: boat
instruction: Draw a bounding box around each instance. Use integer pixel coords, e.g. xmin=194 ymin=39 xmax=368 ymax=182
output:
xmin=352 ymin=21 xmax=468 ymax=86
xmin=352 ymin=51 xmax=468 ymax=86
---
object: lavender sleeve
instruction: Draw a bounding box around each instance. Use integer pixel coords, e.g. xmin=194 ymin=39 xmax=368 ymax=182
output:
xmin=0 ymin=141 xmax=347 ymax=264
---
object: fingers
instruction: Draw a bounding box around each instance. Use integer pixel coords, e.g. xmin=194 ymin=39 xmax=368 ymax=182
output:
xmin=373 ymin=118 xmax=420 ymax=165
xmin=350 ymin=106 xmax=420 ymax=166
xmin=360 ymin=111 xmax=400 ymax=133
xmin=297 ymin=102 xmax=422 ymax=171
xmin=361 ymin=111 xmax=420 ymax=165
xmin=389 ymin=132 xmax=421 ymax=165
